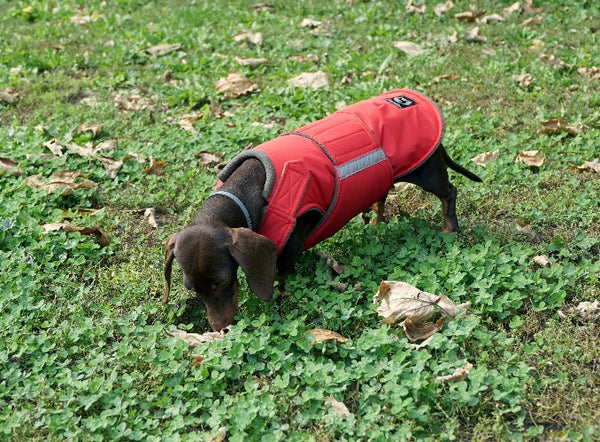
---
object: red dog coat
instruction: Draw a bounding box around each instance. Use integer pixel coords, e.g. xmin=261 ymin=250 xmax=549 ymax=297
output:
xmin=217 ymin=89 xmax=443 ymax=253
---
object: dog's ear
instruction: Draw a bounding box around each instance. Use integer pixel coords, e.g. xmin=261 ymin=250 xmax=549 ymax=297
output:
xmin=228 ymin=227 xmax=277 ymax=301
xmin=163 ymin=232 xmax=178 ymax=304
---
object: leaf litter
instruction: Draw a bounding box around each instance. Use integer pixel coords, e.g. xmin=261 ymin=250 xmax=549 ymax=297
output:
xmin=215 ymin=72 xmax=259 ymax=98
xmin=42 ymin=221 xmax=110 ymax=246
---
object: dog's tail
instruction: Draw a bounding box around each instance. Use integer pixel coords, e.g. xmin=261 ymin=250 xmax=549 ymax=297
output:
xmin=442 ymin=146 xmax=483 ymax=182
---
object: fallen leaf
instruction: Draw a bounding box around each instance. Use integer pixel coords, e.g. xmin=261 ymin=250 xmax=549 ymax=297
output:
xmin=124 ymin=152 xmax=146 ymax=163
xmin=233 ymin=31 xmax=263 ymax=45
xmin=43 ymin=138 xmax=68 ymax=156
xmin=434 ymin=74 xmax=460 ymax=82
xmin=249 ymin=3 xmax=275 ymax=13
xmin=471 ymin=149 xmax=499 ymax=167
xmin=515 ymin=150 xmax=545 ymax=167
xmin=23 ymin=171 xmax=96 ymax=196
xmin=406 ymin=0 xmax=426 ymax=14
xmin=403 ymin=317 xmax=444 ymax=342
xmin=532 ymin=255 xmax=552 ymax=267
xmin=538 ymin=54 xmax=566 ymax=70
xmin=94 ymin=139 xmax=118 ymax=152
xmin=114 ymin=93 xmax=155 ymax=111
xmin=166 ymin=328 xmax=228 ymax=346
xmin=0 ymin=157 xmax=23 ymax=176
xmin=145 ymin=157 xmax=166 ymax=175
xmin=288 ymin=71 xmax=329 ymax=89
xmin=435 ymin=362 xmax=473 ymax=383
xmin=306 ymin=328 xmax=347 ymax=344
xmin=178 ymin=113 xmax=203 ymax=132
xmin=324 ymin=396 xmax=351 ymax=417
xmin=512 ymin=73 xmax=534 ymax=87
xmin=300 ymin=18 xmax=322 ymax=28
xmin=569 ymin=301 xmax=599 ymax=321
xmin=235 ymin=56 xmax=268 ymax=67
xmin=42 ymin=221 xmax=110 ymax=246
xmin=577 ymin=66 xmax=600 ymax=80
xmin=393 ymin=41 xmax=423 ymax=56
xmin=292 ymin=53 xmax=320 ymax=64
xmin=538 ymin=118 xmax=587 ymax=136
xmin=215 ymin=71 xmax=259 ymax=98
xmin=143 ymin=208 xmax=158 ymax=228
xmin=0 ymin=88 xmax=20 ymax=104
xmin=144 ymin=43 xmax=181 ymax=56
xmin=454 ymin=10 xmax=486 ymax=22
xmin=530 ymin=39 xmax=545 ymax=50
xmin=96 ymin=156 xmax=123 ymax=178
xmin=515 ymin=218 xmax=538 ymax=241
xmin=210 ymin=427 xmax=228 ymax=442
xmin=191 ymin=355 xmax=204 ymax=366
xmin=521 ymin=15 xmax=543 ymax=26
xmin=434 ymin=1 xmax=454 ymax=16
xmin=70 ymin=15 xmax=93 ymax=25
xmin=410 ymin=335 xmax=435 ymax=350
xmin=479 ymin=13 xmax=505 ymax=24
xmin=570 ymin=159 xmax=600 ymax=174
xmin=76 ymin=123 xmax=103 ymax=136
xmin=195 ymin=151 xmax=224 ymax=167
xmin=503 ymin=2 xmax=521 ymax=15
xmin=463 ymin=27 xmax=487 ymax=42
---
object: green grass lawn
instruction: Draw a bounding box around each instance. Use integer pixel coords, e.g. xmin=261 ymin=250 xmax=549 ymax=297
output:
xmin=1 ymin=0 xmax=598 ymax=439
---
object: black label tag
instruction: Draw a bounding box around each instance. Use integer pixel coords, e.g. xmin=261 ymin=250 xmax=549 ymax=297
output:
xmin=386 ymin=96 xmax=418 ymax=109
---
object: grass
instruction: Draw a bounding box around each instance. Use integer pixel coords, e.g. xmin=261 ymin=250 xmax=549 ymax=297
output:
xmin=1 ymin=0 xmax=599 ymax=439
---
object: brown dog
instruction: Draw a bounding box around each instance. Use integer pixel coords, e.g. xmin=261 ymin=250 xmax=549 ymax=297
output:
xmin=163 ymin=90 xmax=481 ymax=331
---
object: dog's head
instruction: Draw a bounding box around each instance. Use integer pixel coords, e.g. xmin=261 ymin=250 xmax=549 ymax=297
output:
xmin=163 ymin=224 xmax=277 ymax=331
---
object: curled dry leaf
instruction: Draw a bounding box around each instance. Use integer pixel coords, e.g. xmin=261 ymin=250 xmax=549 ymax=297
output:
xmin=43 ymin=221 xmax=110 ymax=247
xmin=300 ymin=18 xmax=322 ymax=28
xmin=512 ymin=73 xmax=534 ymax=87
xmin=23 ymin=171 xmax=96 ymax=196
xmin=292 ymin=53 xmax=320 ymax=64
xmin=144 ymin=43 xmax=181 ymax=56
xmin=233 ymin=31 xmax=263 ymax=45
xmin=114 ymin=93 xmax=155 ymax=111
xmin=215 ymin=71 xmax=259 ymax=98
xmin=76 ymin=123 xmax=103 ymax=136
xmin=515 ymin=150 xmax=545 ymax=167
xmin=70 ymin=15 xmax=93 ymax=25
xmin=503 ymin=2 xmax=521 ymax=15
xmin=464 ymin=27 xmax=487 ymax=42
xmin=404 ymin=317 xmax=444 ymax=342
xmin=471 ymin=149 xmax=499 ymax=167
xmin=434 ymin=74 xmax=460 ymax=82
xmin=521 ymin=15 xmax=543 ymax=26
xmin=0 ymin=157 xmax=23 ymax=176
xmin=288 ymin=71 xmax=329 ymax=89
xmin=166 ymin=328 xmax=228 ymax=346
xmin=0 ymin=88 xmax=20 ymax=104
xmin=577 ymin=66 xmax=600 ymax=80
xmin=145 ymin=157 xmax=166 ymax=175
xmin=454 ymin=10 xmax=486 ymax=22
xmin=393 ymin=41 xmax=423 ymax=56
xmin=538 ymin=118 xmax=587 ymax=136
xmin=406 ymin=0 xmax=426 ymax=14
xmin=570 ymin=159 xmax=600 ymax=174
xmin=434 ymin=1 xmax=454 ymax=16
xmin=235 ymin=56 xmax=268 ymax=67
xmin=435 ymin=362 xmax=473 ymax=383
xmin=249 ymin=3 xmax=276 ymax=13
xmin=479 ymin=14 xmax=505 ymax=24
xmin=532 ymin=255 xmax=552 ymax=267
xmin=96 ymin=156 xmax=123 ymax=178
xmin=306 ymin=328 xmax=347 ymax=344
xmin=125 ymin=152 xmax=146 ymax=163
xmin=196 ymin=151 xmax=224 ymax=168
xmin=178 ymin=113 xmax=203 ymax=132
xmin=94 ymin=139 xmax=118 ymax=152
xmin=143 ymin=208 xmax=158 ymax=228
xmin=324 ymin=396 xmax=351 ymax=418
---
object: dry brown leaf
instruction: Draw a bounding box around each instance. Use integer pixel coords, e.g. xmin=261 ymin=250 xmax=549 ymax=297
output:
xmin=515 ymin=218 xmax=538 ymax=241
xmin=324 ymin=396 xmax=351 ymax=417
xmin=410 ymin=335 xmax=435 ymax=350
xmin=70 ymin=15 xmax=93 ymax=25
xmin=143 ymin=208 xmax=158 ymax=228
xmin=577 ymin=66 xmax=600 ymax=80
xmin=235 ymin=56 xmax=268 ymax=67
xmin=404 ymin=317 xmax=444 ymax=342
xmin=114 ymin=93 xmax=155 ymax=111
xmin=512 ymin=73 xmax=534 ymax=87
xmin=532 ymin=255 xmax=552 ymax=267
xmin=43 ymin=139 xmax=68 ymax=157
xmin=406 ymin=0 xmax=426 ymax=14
xmin=521 ymin=15 xmax=543 ymax=26
xmin=145 ymin=157 xmax=166 ymax=175
xmin=434 ymin=74 xmax=460 ymax=82
xmin=434 ymin=1 xmax=454 ymax=16
xmin=178 ymin=113 xmax=203 ymax=132
xmin=292 ymin=54 xmax=320 ymax=64
xmin=95 ymin=139 xmax=118 ymax=152
xmin=233 ymin=31 xmax=263 ymax=45
xmin=124 ymin=152 xmax=146 ymax=163
xmin=215 ymin=72 xmax=259 ymax=98
xmin=503 ymin=2 xmax=521 ymax=15
xmin=196 ymin=151 xmax=224 ymax=167
xmin=76 ymin=123 xmax=103 ymax=136
xmin=166 ymin=329 xmax=228 ymax=346
xmin=210 ymin=427 xmax=228 ymax=442
xmin=43 ymin=221 xmax=110 ymax=246
xmin=0 ymin=157 xmax=23 ymax=176
xmin=530 ymin=39 xmax=545 ymax=50
xmin=249 ymin=3 xmax=275 ymax=13
xmin=538 ymin=118 xmax=587 ymax=136
xmin=0 ymin=88 xmax=20 ymax=104
xmin=479 ymin=14 xmax=505 ymax=24
xmin=570 ymin=301 xmax=599 ymax=321
xmin=144 ymin=43 xmax=181 ymax=56
xmin=24 ymin=171 xmax=96 ymax=196
xmin=393 ymin=41 xmax=424 ymax=56
xmin=464 ymin=27 xmax=487 ymax=42
xmin=570 ymin=159 xmax=600 ymax=174
xmin=306 ymin=328 xmax=347 ymax=344
xmin=538 ymin=54 xmax=566 ymax=70
xmin=515 ymin=150 xmax=545 ymax=167
xmin=471 ymin=149 xmax=499 ymax=167
xmin=96 ymin=156 xmax=123 ymax=178
xmin=454 ymin=10 xmax=486 ymax=22
xmin=288 ymin=71 xmax=329 ymax=89
xmin=435 ymin=362 xmax=473 ymax=383
xmin=300 ymin=18 xmax=322 ymax=28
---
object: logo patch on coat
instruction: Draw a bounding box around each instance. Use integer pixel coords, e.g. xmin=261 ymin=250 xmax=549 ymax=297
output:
xmin=386 ymin=96 xmax=417 ymax=109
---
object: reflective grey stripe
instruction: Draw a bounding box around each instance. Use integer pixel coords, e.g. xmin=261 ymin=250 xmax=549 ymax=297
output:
xmin=206 ymin=191 xmax=253 ymax=230
xmin=337 ymin=148 xmax=387 ymax=180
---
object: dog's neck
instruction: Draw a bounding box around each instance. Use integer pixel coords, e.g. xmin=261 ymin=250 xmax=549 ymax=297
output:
xmin=193 ymin=158 xmax=267 ymax=230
